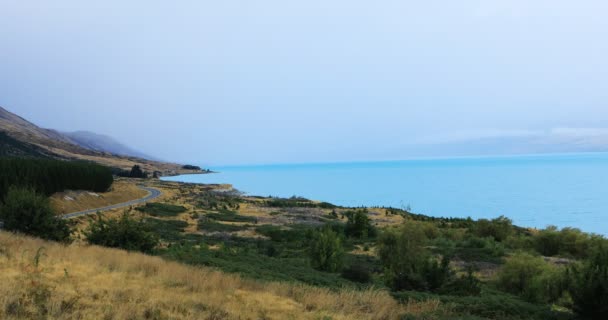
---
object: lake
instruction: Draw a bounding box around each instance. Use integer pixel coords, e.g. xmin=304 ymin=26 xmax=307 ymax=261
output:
xmin=162 ymin=153 xmax=608 ymax=235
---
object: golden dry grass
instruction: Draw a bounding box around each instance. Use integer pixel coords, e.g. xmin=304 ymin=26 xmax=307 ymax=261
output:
xmin=50 ymin=180 xmax=148 ymax=215
xmin=0 ymin=232 xmax=438 ymax=320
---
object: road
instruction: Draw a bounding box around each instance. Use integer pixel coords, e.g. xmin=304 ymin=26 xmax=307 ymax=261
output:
xmin=61 ymin=186 xmax=162 ymax=219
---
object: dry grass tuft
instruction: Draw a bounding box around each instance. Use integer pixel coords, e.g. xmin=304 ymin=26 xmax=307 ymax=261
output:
xmin=0 ymin=231 xmax=436 ymax=319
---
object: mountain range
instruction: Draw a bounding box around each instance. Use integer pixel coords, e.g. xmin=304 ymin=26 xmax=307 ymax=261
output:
xmin=0 ymin=106 xmax=193 ymax=175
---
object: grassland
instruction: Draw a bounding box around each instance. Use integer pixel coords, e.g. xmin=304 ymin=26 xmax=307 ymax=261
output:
xmin=0 ymin=231 xmax=426 ymax=320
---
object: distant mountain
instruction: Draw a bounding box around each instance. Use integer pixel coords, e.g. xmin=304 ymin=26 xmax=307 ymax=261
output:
xmin=63 ymin=131 xmax=156 ymax=160
xmin=0 ymin=106 xmax=196 ymax=175
xmin=390 ymin=131 xmax=608 ymax=159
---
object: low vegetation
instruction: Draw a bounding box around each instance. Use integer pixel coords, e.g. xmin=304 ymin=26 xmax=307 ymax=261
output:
xmin=2 ymin=160 xmax=608 ymax=319
xmin=84 ymin=212 xmax=159 ymax=253
xmin=0 ymin=187 xmax=71 ymax=242
xmin=135 ymin=202 xmax=187 ymax=217
xmin=0 ymin=232 xmax=412 ymax=320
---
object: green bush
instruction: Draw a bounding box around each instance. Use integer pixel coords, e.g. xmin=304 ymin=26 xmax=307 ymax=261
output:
xmin=345 ymin=209 xmax=376 ymax=239
xmin=378 ymin=221 xmax=451 ymax=291
xmin=205 ymin=211 xmax=257 ymax=223
xmin=341 ymin=264 xmax=372 ymax=283
xmin=309 ymin=226 xmax=344 ymax=272
xmin=568 ymin=246 xmax=608 ymax=319
xmin=473 ymin=216 xmax=513 ymax=242
xmin=0 ymin=187 xmax=71 ymax=242
xmin=440 ymin=267 xmax=482 ymax=296
xmin=136 ymin=203 xmax=187 ymax=217
xmin=85 ymin=212 xmax=159 ymax=253
xmin=497 ymin=252 xmax=565 ymax=303
xmin=161 ymin=243 xmax=354 ymax=288
xmin=533 ymin=226 xmax=605 ymax=259
xmin=198 ymin=219 xmax=248 ymax=232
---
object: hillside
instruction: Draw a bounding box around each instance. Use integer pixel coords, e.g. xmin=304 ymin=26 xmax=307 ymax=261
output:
xmin=0 ymin=231 xmax=412 ymax=320
xmin=0 ymin=106 xmax=197 ymax=176
xmin=0 ymin=132 xmax=52 ymax=158
xmin=63 ymin=130 xmax=155 ymax=160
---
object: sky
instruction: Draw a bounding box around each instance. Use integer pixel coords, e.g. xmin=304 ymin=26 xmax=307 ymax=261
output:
xmin=1 ymin=1 xmax=608 ymax=165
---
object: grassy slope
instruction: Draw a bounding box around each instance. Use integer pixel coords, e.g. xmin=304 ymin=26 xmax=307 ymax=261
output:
xmin=0 ymin=231 xmax=428 ymax=320
xmin=49 ymin=179 xmax=148 ymax=215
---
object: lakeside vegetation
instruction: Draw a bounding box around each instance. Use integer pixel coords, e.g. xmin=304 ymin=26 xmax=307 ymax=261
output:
xmin=1 ymin=157 xmax=607 ymax=319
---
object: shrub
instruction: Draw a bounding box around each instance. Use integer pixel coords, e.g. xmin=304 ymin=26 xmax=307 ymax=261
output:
xmin=344 ymin=209 xmax=376 ymax=239
xmin=474 ymin=216 xmax=512 ymax=242
xmin=197 ymin=220 xmax=247 ymax=233
xmin=568 ymin=246 xmax=608 ymax=319
xmin=309 ymin=226 xmax=344 ymax=272
xmin=378 ymin=221 xmax=452 ymax=291
xmin=497 ymin=252 xmax=565 ymax=303
xmin=0 ymin=187 xmax=71 ymax=242
xmin=533 ymin=226 xmax=605 ymax=259
xmin=341 ymin=264 xmax=372 ymax=283
xmin=85 ymin=212 xmax=159 ymax=253
xmin=440 ymin=266 xmax=482 ymax=296
xmin=136 ymin=203 xmax=187 ymax=217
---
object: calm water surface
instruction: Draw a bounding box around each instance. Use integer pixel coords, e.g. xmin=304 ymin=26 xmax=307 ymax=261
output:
xmin=163 ymin=153 xmax=608 ymax=235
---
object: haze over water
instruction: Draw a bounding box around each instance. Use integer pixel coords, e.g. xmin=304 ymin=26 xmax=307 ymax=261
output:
xmin=163 ymin=152 xmax=608 ymax=235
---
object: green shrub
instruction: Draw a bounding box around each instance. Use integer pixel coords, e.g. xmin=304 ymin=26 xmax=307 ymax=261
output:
xmin=452 ymin=236 xmax=506 ymax=262
xmin=497 ymin=252 xmax=565 ymax=303
xmin=85 ymin=212 xmax=159 ymax=253
xmin=198 ymin=220 xmax=247 ymax=233
xmin=378 ymin=221 xmax=452 ymax=291
xmin=568 ymin=246 xmax=608 ymax=319
xmin=341 ymin=264 xmax=372 ymax=283
xmin=205 ymin=211 xmax=257 ymax=223
xmin=309 ymin=226 xmax=344 ymax=272
xmin=0 ymin=187 xmax=71 ymax=242
xmin=344 ymin=209 xmax=376 ymax=239
xmin=161 ymin=243 xmax=354 ymax=288
xmin=533 ymin=226 xmax=605 ymax=259
xmin=136 ymin=203 xmax=187 ymax=217
xmin=394 ymin=290 xmax=559 ymax=320
xmin=144 ymin=218 xmax=188 ymax=242
xmin=473 ymin=216 xmax=513 ymax=242
xmin=440 ymin=267 xmax=482 ymax=296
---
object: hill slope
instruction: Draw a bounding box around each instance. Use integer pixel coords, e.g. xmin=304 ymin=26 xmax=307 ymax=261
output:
xmin=0 ymin=231 xmax=413 ymax=320
xmin=0 ymin=106 xmax=197 ymax=175
xmin=0 ymin=132 xmax=51 ymax=158
xmin=63 ymin=130 xmax=156 ymax=160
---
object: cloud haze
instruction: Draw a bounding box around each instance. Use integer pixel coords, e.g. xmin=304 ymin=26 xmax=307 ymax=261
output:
xmin=1 ymin=1 xmax=607 ymax=165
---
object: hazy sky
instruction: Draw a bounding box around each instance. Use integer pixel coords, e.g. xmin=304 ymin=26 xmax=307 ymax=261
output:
xmin=1 ymin=1 xmax=607 ymax=165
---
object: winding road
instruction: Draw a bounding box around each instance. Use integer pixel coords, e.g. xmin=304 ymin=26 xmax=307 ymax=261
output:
xmin=61 ymin=186 xmax=162 ymax=219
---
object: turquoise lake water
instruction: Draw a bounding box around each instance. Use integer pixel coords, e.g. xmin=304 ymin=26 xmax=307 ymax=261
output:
xmin=162 ymin=153 xmax=608 ymax=235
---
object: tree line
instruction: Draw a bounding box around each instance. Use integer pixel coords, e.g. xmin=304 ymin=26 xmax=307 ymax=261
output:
xmin=0 ymin=158 xmax=113 ymax=200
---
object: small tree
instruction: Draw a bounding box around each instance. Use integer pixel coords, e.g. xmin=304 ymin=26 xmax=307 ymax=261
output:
xmin=129 ymin=165 xmax=147 ymax=178
xmin=0 ymin=187 xmax=71 ymax=242
xmin=85 ymin=212 xmax=159 ymax=253
xmin=378 ymin=221 xmax=451 ymax=291
xmin=345 ymin=209 xmax=376 ymax=239
xmin=309 ymin=226 xmax=344 ymax=272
